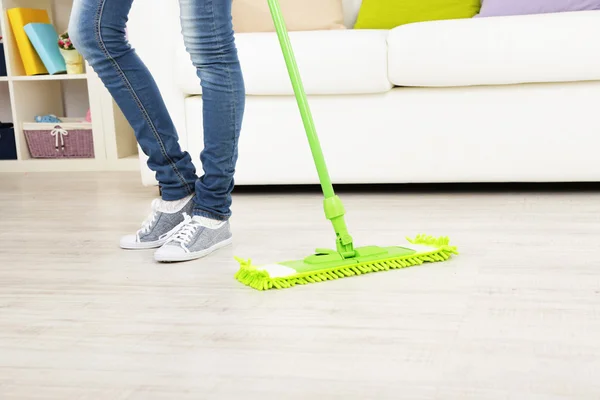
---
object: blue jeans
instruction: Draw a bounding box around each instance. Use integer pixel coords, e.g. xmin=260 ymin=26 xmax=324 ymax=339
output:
xmin=69 ymin=0 xmax=245 ymax=220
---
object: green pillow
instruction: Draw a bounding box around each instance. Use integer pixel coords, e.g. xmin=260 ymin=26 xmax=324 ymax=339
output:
xmin=354 ymin=0 xmax=481 ymax=29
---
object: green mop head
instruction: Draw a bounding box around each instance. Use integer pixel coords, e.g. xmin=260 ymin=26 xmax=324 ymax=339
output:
xmin=235 ymin=234 xmax=458 ymax=291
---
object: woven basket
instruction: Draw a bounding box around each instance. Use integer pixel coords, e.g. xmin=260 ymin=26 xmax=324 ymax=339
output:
xmin=23 ymin=119 xmax=94 ymax=158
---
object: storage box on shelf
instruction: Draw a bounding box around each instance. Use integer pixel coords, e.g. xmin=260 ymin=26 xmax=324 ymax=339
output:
xmin=0 ymin=122 xmax=17 ymax=160
xmin=0 ymin=39 xmax=7 ymax=77
xmin=23 ymin=118 xmax=94 ymax=158
xmin=0 ymin=79 xmax=16 ymax=159
xmin=0 ymin=0 xmax=139 ymax=172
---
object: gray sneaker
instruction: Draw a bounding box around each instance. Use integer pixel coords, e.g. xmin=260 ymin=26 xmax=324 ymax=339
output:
xmin=154 ymin=215 xmax=233 ymax=262
xmin=120 ymin=195 xmax=194 ymax=250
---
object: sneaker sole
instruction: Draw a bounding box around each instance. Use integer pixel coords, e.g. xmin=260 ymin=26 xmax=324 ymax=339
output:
xmin=154 ymin=237 xmax=233 ymax=263
xmin=120 ymin=238 xmax=168 ymax=250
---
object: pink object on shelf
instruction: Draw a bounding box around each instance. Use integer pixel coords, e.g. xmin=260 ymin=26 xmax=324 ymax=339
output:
xmin=86 ymin=109 xmax=92 ymax=122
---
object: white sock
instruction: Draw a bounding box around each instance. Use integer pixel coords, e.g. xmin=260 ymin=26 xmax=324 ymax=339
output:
xmin=156 ymin=194 xmax=194 ymax=213
xmin=192 ymin=215 xmax=225 ymax=229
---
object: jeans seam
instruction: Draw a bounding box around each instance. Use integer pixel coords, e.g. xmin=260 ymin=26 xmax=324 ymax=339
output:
xmin=208 ymin=0 xmax=237 ymax=172
xmin=94 ymin=0 xmax=194 ymax=196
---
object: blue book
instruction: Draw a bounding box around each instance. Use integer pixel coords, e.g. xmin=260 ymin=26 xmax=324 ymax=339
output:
xmin=23 ymin=23 xmax=66 ymax=75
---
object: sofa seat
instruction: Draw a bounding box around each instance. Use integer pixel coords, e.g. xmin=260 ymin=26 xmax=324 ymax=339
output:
xmin=387 ymin=10 xmax=600 ymax=87
xmin=175 ymin=29 xmax=392 ymax=96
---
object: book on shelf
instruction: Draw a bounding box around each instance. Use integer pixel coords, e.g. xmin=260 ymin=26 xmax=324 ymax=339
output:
xmin=24 ymin=23 xmax=66 ymax=75
xmin=7 ymin=8 xmax=51 ymax=76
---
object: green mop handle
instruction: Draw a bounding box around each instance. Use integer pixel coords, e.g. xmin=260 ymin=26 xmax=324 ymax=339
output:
xmin=267 ymin=0 xmax=355 ymax=257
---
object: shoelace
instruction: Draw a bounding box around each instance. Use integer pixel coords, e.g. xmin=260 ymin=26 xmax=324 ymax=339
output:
xmin=170 ymin=214 xmax=200 ymax=246
xmin=138 ymin=199 xmax=161 ymax=235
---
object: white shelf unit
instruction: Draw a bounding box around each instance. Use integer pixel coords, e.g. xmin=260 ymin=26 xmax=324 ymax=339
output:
xmin=0 ymin=0 xmax=139 ymax=172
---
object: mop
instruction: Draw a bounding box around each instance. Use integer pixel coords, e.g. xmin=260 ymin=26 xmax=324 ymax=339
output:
xmin=235 ymin=0 xmax=458 ymax=290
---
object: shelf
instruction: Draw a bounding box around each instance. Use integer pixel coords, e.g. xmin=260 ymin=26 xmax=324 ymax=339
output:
xmin=11 ymin=74 xmax=88 ymax=81
xmin=0 ymin=158 xmax=99 ymax=172
xmin=0 ymin=0 xmax=139 ymax=173
xmin=0 ymin=157 xmax=140 ymax=172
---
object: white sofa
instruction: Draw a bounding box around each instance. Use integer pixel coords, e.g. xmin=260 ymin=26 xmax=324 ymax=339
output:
xmin=128 ymin=1 xmax=600 ymax=186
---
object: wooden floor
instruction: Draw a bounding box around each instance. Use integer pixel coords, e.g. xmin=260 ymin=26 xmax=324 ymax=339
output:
xmin=1 ymin=172 xmax=599 ymax=399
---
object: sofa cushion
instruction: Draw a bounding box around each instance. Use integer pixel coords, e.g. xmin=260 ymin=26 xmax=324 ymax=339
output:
xmin=387 ymin=10 xmax=600 ymax=87
xmin=175 ymin=29 xmax=392 ymax=96
xmin=342 ymin=0 xmax=364 ymax=27
xmin=477 ymin=0 xmax=600 ymax=18
xmin=355 ymin=0 xmax=480 ymax=29
xmin=232 ymin=0 xmax=345 ymax=33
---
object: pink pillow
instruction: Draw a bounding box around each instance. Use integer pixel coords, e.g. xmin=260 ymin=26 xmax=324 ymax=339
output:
xmin=477 ymin=0 xmax=600 ymax=17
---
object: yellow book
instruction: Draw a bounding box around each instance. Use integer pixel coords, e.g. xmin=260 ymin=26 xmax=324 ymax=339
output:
xmin=7 ymin=8 xmax=51 ymax=76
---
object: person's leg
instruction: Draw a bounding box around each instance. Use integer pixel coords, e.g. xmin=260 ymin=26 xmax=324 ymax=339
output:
xmin=69 ymin=0 xmax=198 ymax=200
xmin=154 ymin=0 xmax=245 ymax=262
xmin=179 ymin=0 xmax=246 ymax=221
xmin=69 ymin=0 xmax=198 ymax=249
